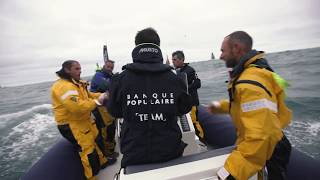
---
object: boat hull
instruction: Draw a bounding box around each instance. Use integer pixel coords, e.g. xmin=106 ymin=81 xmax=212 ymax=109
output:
xmin=21 ymin=106 xmax=320 ymax=180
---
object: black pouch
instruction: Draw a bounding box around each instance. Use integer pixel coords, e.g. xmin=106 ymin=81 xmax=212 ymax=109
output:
xmin=266 ymin=135 xmax=292 ymax=180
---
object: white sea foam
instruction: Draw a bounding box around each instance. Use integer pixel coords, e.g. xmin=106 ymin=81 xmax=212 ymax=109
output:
xmin=309 ymin=122 xmax=320 ymax=137
xmin=289 ymin=120 xmax=320 ymax=138
xmin=0 ymin=104 xmax=60 ymax=178
xmin=0 ymin=104 xmax=52 ymax=128
xmin=285 ymin=119 xmax=320 ymax=159
xmin=1 ymin=113 xmax=58 ymax=159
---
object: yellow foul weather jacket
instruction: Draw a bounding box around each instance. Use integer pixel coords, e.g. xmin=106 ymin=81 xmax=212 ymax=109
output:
xmin=51 ymin=78 xmax=107 ymax=179
xmin=216 ymin=52 xmax=292 ymax=180
xmin=51 ymin=78 xmax=100 ymax=127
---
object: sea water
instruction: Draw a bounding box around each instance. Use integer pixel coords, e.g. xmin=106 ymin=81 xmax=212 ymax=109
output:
xmin=0 ymin=47 xmax=319 ymax=179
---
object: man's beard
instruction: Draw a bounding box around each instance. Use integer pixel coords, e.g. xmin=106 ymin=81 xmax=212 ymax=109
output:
xmin=226 ymin=58 xmax=238 ymax=68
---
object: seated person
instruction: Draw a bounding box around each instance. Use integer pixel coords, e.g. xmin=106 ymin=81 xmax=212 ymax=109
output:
xmin=107 ymin=27 xmax=193 ymax=167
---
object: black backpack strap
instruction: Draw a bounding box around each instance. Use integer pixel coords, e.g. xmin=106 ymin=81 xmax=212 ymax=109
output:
xmin=235 ymin=80 xmax=272 ymax=97
xmin=227 ymin=76 xmax=240 ymax=111
xmin=228 ymin=79 xmax=272 ymax=112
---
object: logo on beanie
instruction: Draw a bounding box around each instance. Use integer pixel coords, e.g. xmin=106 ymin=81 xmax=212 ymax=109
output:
xmin=139 ymin=47 xmax=158 ymax=54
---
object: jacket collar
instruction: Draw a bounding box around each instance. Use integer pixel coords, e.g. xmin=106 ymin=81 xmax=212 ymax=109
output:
xmin=132 ymin=43 xmax=163 ymax=64
xmin=231 ymin=50 xmax=265 ymax=78
xmin=175 ymin=63 xmax=189 ymax=72
xmin=70 ymin=78 xmax=89 ymax=87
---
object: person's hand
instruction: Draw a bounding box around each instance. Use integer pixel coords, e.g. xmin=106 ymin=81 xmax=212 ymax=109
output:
xmin=105 ymin=92 xmax=110 ymax=100
xmin=96 ymin=93 xmax=108 ymax=105
xmin=206 ymin=101 xmax=221 ymax=114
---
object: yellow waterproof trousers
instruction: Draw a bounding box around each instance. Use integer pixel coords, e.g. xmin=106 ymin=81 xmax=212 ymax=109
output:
xmin=190 ymin=106 xmax=205 ymax=142
xmin=94 ymin=107 xmax=116 ymax=156
xmin=58 ymin=121 xmax=107 ymax=180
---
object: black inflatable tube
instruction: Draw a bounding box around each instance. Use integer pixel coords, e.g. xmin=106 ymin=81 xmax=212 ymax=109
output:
xmin=21 ymin=138 xmax=85 ymax=180
xmin=22 ymin=106 xmax=320 ymax=180
xmin=197 ymin=106 xmax=237 ymax=148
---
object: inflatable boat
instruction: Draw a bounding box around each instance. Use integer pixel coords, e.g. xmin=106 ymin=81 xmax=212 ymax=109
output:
xmin=21 ymin=106 xmax=320 ymax=180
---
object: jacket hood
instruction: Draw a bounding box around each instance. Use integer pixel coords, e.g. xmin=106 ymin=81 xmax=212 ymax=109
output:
xmin=231 ymin=50 xmax=273 ymax=78
xmin=132 ymin=43 xmax=163 ymax=63
xmin=123 ymin=43 xmax=172 ymax=73
xmin=123 ymin=62 xmax=173 ymax=73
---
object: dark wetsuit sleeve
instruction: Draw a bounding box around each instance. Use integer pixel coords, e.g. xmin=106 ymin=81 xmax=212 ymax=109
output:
xmin=188 ymin=70 xmax=201 ymax=90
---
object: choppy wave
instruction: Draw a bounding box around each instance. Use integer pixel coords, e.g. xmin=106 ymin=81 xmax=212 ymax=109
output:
xmin=0 ymin=104 xmax=60 ymax=179
xmin=286 ymin=120 xmax=320 ymax=159
xmin=0 ymin=104 xmax=52 ymax=129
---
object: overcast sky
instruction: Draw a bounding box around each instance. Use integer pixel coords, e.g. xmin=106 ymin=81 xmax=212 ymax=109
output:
xmin=1 ymin=0 xmax=319 ymax=86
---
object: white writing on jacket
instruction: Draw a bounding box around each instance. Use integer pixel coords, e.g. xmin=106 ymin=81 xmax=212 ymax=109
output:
xmin=126 ymin=92 xmax=175 ymax=106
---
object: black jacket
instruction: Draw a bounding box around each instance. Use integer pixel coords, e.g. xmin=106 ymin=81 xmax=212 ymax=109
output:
xmin=177 ymin=63 xmax=201 ymax=106
xmin=107 ymin=43 xmax=192 ymax=167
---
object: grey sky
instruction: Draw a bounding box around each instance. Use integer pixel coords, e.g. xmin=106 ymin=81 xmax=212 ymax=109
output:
xmin=1 ymin=0 xmax=319 ymax=86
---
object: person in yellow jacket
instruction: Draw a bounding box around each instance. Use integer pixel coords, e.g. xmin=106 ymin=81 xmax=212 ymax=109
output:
xmin=208 ymin=31 xmax=292 ymax=180
xmin=51 ymin=60 xmax=115 ymax=180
